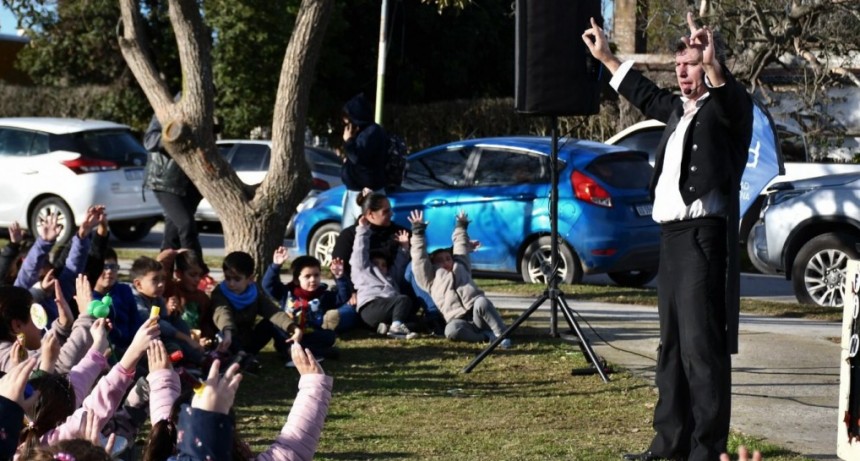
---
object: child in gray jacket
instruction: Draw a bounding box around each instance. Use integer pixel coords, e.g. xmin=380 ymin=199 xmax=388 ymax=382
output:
xmin=408 ymin=210 xmax=510 ymax=348
xmin=349 ymin=215 xmax=417 ymax=339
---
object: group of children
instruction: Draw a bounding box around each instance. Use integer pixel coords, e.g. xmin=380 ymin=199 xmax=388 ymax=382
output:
xmin=0 ymin=206 xmax=332 ymax=461
xmin=0 ymin=191 xmax=512 ymax=460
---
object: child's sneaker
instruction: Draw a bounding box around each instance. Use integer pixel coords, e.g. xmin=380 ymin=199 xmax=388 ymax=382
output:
xmin=499 ymin=338 xmax=513 ymax=349
xmin=388 ymin=323 xmax=418 ymax=340
xmin=322 ymin=310 xmax=340 ymax=331
xmin=376 ymin=322 xmax=389 ymax=335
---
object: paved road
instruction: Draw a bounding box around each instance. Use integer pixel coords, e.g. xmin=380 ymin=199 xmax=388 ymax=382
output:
xmin=116 ymin=223 xmax=799 ymax=302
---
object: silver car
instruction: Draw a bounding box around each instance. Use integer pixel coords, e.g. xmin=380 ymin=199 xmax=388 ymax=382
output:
xmin=748 ymin=173 xmax=860 ymax=307
xmin=195 ymin=140 xmax=342 ymax=235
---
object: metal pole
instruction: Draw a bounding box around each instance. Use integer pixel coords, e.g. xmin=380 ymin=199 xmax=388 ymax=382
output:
xmin=374 ymin=0 xmax=390 ymax=124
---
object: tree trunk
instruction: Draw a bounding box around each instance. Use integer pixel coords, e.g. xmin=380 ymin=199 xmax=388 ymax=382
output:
xmin=117 ymin=0 xmax=334 ymax=277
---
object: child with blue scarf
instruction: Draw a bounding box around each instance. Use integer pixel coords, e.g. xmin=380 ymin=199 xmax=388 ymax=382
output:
xmin=211 ymin=251 xmax=298 ymax=371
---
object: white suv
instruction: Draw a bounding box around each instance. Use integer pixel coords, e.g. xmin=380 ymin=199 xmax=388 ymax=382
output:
xmin=0 ymin=118 xmax=162 ymax=244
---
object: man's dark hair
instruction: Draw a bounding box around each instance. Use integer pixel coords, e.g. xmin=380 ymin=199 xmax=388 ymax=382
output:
xmin=290 ymin=256 xmax=321 ymax=280
xmin=673 ymin=28 xmax=728 ymax=67
xmin=222 ymin=251 xmax=255 ymax=277
xmin=130 ymin=256 xmax=162 ymax=281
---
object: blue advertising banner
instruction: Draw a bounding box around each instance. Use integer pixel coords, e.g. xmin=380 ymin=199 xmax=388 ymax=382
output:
xmin=740 ymin=99 xmax=786 ymax=217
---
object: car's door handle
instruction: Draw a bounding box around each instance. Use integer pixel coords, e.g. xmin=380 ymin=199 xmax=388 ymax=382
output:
xmin=428 ymin=199 xmax=448 ymax=207
xmin=22 ymin=170 xmax=38 ymax=175
xmin=514 ymin=194 xmax=536 ymax=201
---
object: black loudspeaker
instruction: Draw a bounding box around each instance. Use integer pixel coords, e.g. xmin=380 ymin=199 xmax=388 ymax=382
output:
xmin=515 ymin=0 xmax=603 ymax=116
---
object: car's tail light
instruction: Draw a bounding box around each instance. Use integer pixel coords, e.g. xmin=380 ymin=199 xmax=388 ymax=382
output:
xmin=312 ymin=178 xmax=330 ymax=190
xmin=61 ymin=157 xmax=119 ymax=174
xmin=572 ymin=170 xmax=612 ymax=207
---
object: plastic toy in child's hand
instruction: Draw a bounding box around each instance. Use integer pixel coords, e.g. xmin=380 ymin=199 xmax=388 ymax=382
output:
xmin=150 ymin=305 xmax=161 ymax=321
xmin=30 ymin=303 xmax=48 ymax=330
xmin=15 ymin=333 xmax=27 ymax=361
xmin=87 ymin=295 xmax=112 ymax=319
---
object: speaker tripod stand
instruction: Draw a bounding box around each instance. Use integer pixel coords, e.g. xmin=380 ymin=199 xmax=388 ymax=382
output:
xmin=462 ymin=116 xmax=610 ymax=383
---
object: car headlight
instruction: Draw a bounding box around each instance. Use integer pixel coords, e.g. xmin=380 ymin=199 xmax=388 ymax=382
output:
xmin=296 ymin=193 xmax=321 ymax=212
xmin=765 ymin=188 xmax=810 ymax=208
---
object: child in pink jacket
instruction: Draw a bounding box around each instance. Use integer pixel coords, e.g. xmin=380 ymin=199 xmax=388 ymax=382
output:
xmin=16 ymin=317 xmax=159 ymax=456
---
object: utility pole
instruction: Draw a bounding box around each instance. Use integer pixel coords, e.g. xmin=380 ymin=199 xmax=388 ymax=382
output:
xmin=374 ymin=0 xmax=389 ymax=124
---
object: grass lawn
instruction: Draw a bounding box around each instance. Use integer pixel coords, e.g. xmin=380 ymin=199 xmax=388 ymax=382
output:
xmin=230 ymin=316 xmax=809 ymax=461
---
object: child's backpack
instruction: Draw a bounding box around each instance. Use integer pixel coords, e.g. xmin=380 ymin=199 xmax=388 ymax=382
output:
xmin=384 ymin=134 xmax=408 ymax=187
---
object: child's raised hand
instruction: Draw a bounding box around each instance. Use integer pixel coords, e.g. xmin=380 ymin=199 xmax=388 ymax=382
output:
xmin=408 ymin=209 xmax=424 ymax=225
xmin=456 ymin=210 xmax=470 ymax=225
xmin=121 ymin=317 xmax=160 ymax=368
xmin=54 ymin=274 xmax=73 ymax=329
xmin=394 ymin=230 xmax=410 ymax=249
xmin=40 ymin=268 xmax=57 ymax=291
xmin=38 ymin=211 xmax=63 ymax=242
xmin=272 ymin=246 xmax=289 ymax=266
xmin=39 ymin=332 xmax=60 ymax=373
xmin=192 ymin=360 xmax=243 ymax=415
xmin=290 ymin=343 xmax=323 ymax=375
xmin=8 ymin=341 xmax=24 ymax=368
xmin=0 ymin=357 xmax=38 ymax=406
xmin=166 ymin=296 xmax=181 ymax=316
xmin=90 ymin=318 xmax=110 ymax=355
xmin=74 ymin=273 xmax=93 ymax=310
xmin=147 ymin=339 xmax=172 ymax=372
xmin=720 ymin=446 xmax=763 ymax=461
xmin=78 ymin=205 xmax=104 ymax=238
xmin=329 ymin=258 xmax=345 ymax=279
xmin=469 ymin=240 xmax=482 ymax=252
xmin=8 ymin=221 xmax=22 ymax=244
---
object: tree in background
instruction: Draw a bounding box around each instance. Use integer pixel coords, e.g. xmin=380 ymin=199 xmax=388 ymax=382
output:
xmin=117 ymin=0 xmax=329 ymax=273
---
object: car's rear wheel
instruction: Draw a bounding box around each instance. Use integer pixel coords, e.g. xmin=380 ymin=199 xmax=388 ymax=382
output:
xmin=520 ymin=236 xmax=582 ymax=285
xmin=110 ymin=218 xmax=158 ymax=242
xmin=30 ymin=197 xmax=74 ymax=245
xmin=791 ymin=232 xmax=860 ymax=307
xmin=608 ymin=269 xmax=657 ymax=287
xmin=309 ymin=223 xmax=341 ymax=267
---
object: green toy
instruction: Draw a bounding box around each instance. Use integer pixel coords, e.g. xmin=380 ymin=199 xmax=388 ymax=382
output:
xmin=88 ymin=295 xmax=112 ymax=319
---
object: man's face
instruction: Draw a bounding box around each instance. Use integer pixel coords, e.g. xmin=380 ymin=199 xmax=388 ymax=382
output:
xmin=296 ymin=266 xmax=322 ymax=292
xmin=675 ymin=47 xmax=706 ymax=100
xmin=134 ymin=270 xmax=166 ymax=299
xmin=223 ymin=268 xmax=254 ymax=295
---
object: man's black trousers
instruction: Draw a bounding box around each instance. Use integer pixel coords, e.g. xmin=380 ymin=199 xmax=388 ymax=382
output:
xmin=649 ymin=217 xmax=731 ymax=461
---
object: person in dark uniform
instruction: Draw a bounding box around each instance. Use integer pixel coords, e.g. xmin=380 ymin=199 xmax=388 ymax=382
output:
xmin=583 ymin=12 xmax=753 ymax=461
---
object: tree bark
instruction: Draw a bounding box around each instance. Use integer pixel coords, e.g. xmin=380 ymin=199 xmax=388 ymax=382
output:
xmin=118 ymin=0 xmax=334 ymax=276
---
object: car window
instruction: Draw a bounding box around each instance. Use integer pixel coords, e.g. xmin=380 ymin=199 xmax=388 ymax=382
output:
xmin=778 ymin=129 xmax=808 ymax=162
xmin=30 ymin=132 xmax=50 ymax=155
xmin=0 ymin=128 xmax=37 ymax=156
xmin=614 ymin=129 xmax=662 ymax=163
xmin=473 ymin=148 xmax=548 ymax=186
xmin=217 ymin=143 xmax=234 ymax=158
xmin=61 ymin=130 xmax=148 ymax=166
xmin=306 ymin=147 xmax=342 ymax=176
xmin=585 ymin=152 xmax=653 ymax=189
xmin=402 ymin=147 xmax=471 ymax=191
xmin=230 ymin=143 xmax=270 ymax=171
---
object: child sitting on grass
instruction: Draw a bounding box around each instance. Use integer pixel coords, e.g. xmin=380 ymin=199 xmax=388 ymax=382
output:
xmin=262 ymin=247 xmax=343 ymax=365
xmin=160 ymin=249 xmax=216 ymax=348
xmin=211 ymin=251 xmax=298 ymax=371
xmin=350 ymin=215 xmax=417 ymax=339
xmin=408 ymin=210 xmax=511 ymax=348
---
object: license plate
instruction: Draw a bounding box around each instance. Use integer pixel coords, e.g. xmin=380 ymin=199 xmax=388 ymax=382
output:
xmin=635 ymin=203 xmax=653 ymax=216
xmin=125 ymin=168 xmax=145 ymax=181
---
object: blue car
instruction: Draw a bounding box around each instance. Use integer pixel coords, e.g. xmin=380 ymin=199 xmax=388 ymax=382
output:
xmin=291 ymin=136 xmax=660 ymax=286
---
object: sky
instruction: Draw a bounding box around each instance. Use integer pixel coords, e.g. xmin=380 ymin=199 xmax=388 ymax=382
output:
xmin=0 ymin=4 xmax=18 ymax=34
